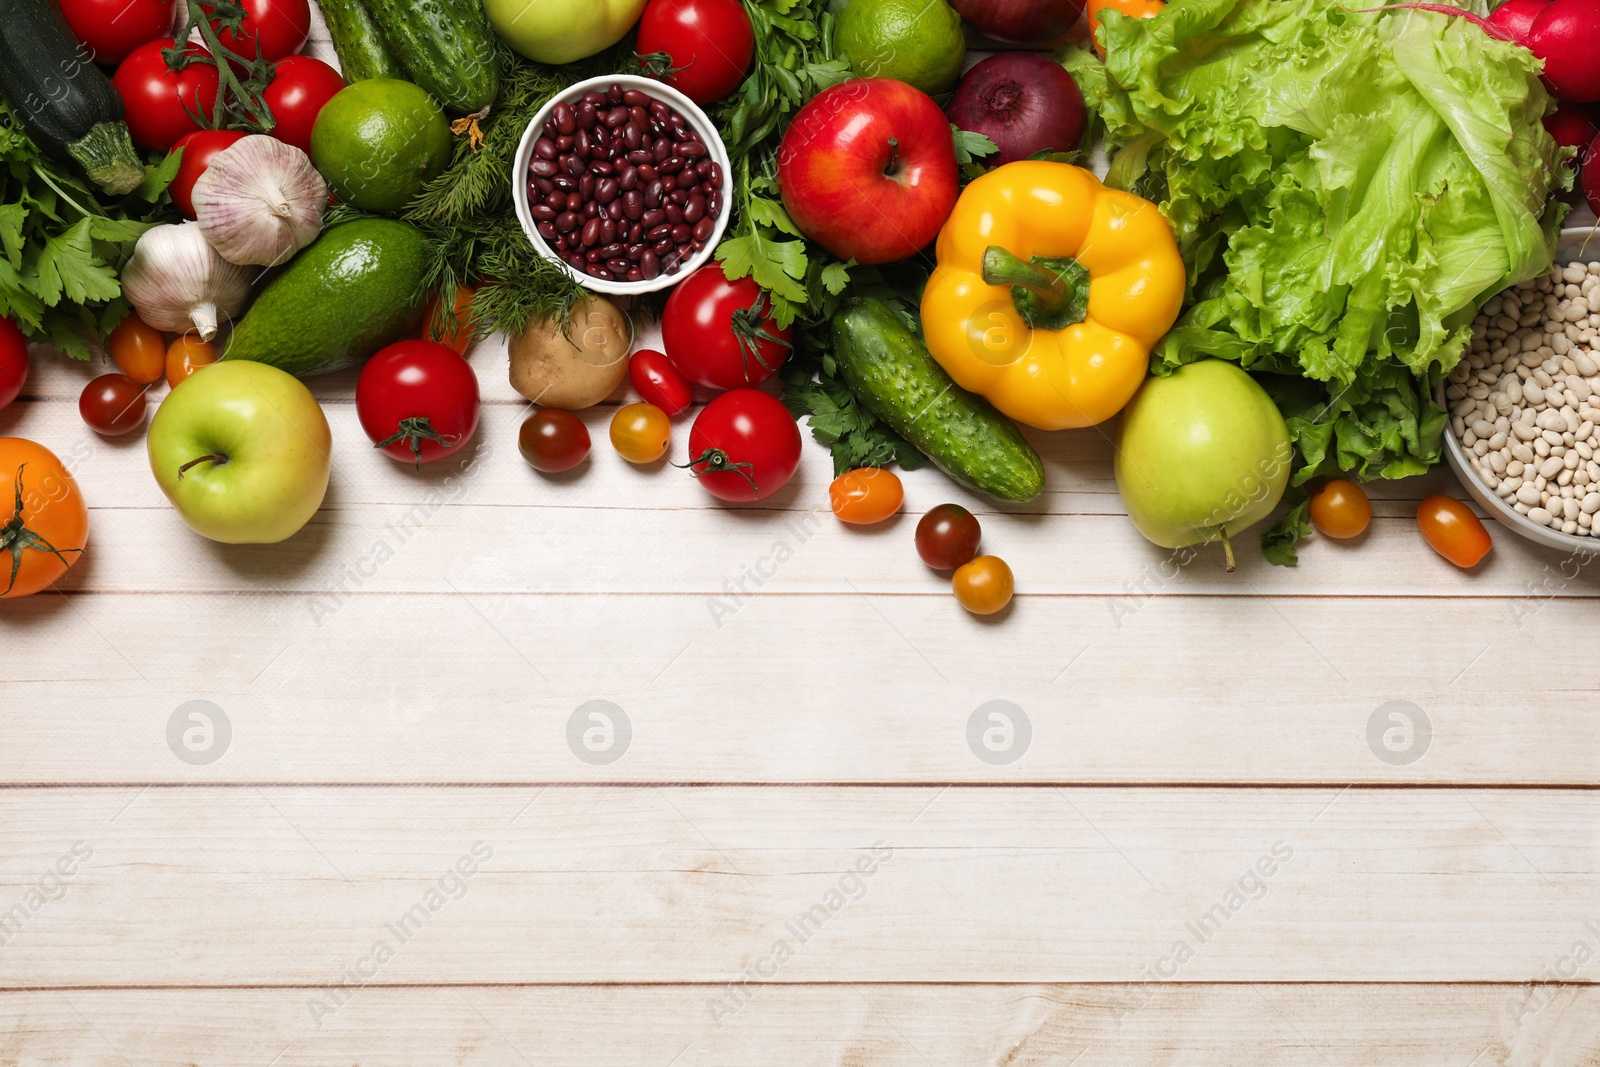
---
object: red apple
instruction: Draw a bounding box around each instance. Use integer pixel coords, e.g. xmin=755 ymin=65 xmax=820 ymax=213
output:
xmin=950 ymin=0 xmax=1083 ymax=44
xmin=946 ymin=53 xmax=1086 ymax=166
xmin=1485 ymin=0 xmax=1547 ymax=43
xmin=776 ymin=78 xmax=958 ymax=266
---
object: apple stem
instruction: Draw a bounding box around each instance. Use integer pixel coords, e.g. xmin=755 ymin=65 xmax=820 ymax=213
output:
xmin=177 ymin=454 xmax=227 ymax=481
xmin=883 ymin=137 xmax=900 ymax=177
xmin=1221 ymin=534 xmax=1237 ymax=573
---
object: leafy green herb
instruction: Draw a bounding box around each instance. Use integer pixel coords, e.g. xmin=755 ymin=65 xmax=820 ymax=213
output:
xmin=951 ymin=126 xmax=997 ymax=165
xmin=781 ymin=331 xmax=926 ymax=476
xmin=1260 ymin=488 xmax=1311 ymax=566
xmin=0 ymin=100 xmax=179 ymax=359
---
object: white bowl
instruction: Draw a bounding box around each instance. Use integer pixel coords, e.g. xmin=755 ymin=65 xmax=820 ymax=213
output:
xmin=1440 ymin=226 xmax=1600 ymax=556
xmin=512 ymin=74 xmax=732 ymax=296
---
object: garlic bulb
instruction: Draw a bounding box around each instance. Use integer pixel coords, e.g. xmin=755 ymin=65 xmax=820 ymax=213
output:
xmin=120 ymin=222 xmax=253 ymax=342
xmin=192 ymin=135 xmax=326 ymax=267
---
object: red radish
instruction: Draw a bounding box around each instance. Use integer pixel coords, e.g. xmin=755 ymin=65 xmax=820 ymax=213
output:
xmin=1545 ymin=100 xmax=1599 ymax=151
xmin=1527 ymin=0 xmax=1600 ymax=101
xmin=945 ymin=53 xmax=1087 ymax=166
xmin=1582 ymin=129 xmax=1600 ymax=214
xmin=1486 ymin=0 xmax=1548 ymax=42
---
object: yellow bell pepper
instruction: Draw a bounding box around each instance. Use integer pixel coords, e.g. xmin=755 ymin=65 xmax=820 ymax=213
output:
xmin=920 ymin=161 xmax=1185 ymax=431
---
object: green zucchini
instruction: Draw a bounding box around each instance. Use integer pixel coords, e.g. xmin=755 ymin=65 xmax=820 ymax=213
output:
xmin=360 ymin=0 xmax=501 ymax=114
xmin=832 ymin=297 xmax=1045 ymax=503
xmin=314 ymin=0 xmax=405 ymax=82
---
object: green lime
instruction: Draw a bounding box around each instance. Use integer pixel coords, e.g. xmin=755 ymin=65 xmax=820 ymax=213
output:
xmin=310 ymin=79 xmax=452 ymax=214
xmin=834 ymin=0 xmax=967 ymax=94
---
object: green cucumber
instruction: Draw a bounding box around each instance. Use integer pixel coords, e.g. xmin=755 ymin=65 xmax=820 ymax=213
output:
xmin=315 ymin=0 xmax=405 ymax=82
xmin=223 ymin=219 xmax=427 ymax=377
xmin=360 ymin=0 xmax=501 ymax=114
xmin=831 ymin=297 xmax=1045 ymax=503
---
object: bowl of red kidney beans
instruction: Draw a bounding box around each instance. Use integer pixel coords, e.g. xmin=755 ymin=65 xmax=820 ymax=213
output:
xmin=513 ymin=75 xmax=732 ymax=295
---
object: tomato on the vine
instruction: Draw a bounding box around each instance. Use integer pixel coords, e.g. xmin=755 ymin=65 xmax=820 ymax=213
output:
xmin=356 ymin=341 xmax=481 ymax=468
xmin=1309 ymin=480 xmax=1371 ymax=540
xmin=662 ymin=263 xmax=792 ymax=390
xmin=57 ymin=0 xmax=175 ymax=65
xmin=0 ymin=438 xmax=89 ymax=599
xmin=79 ymin=374 xmax=147 ymax=436
xmin=168 ymin=129 xmax=246 ymax=219
xmin=829 ymin=467 xmax=903 ymax=525
xmin=207 ymin=0 xmax=310 ymax=62
xmin=628 ymin=349 xmax=693 ymax=417
xmin=611 ymin=403 xmax=672 ymax=464
xmin=166 ymin=335 xmax=219 ymax=388
xmin=685 ymin=389 xmax=800 ymax=501
xmin=952 ymin=555 xmax=1014 ymax=615
xmin=1417 ymin=495 xmax=1492 ymax=568
xmin=114 ymin=39 xmax=219 ymax=152
xmin=0 ymin=317 xmax=27 ymax=412
xmin=262 ymin=55 xmax=344 ymax=154
xmin=636 ymin=0 xmax=755 ymax=104
xmin=107 ymin=315 xmax=166 ymax=384
xmin=915 ymin=503 xmax=980 ymax=569
xmin=519 ymin=409 xmax=591 ymax=473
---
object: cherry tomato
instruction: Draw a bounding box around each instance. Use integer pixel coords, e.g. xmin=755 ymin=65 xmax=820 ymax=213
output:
xmin=1417 ymin=495 xmax=1492 ymax=569
xmin=114 ymin=39 xmax=219 ymax=152
xmin=0 ymin=317 xmax=27 ymax=412
xmin=628 ymin=348 xmax=693 ymax=417
xmin=636 ymin=0 xmax=755 ymax=104
xmin=662 ymin=263 xmax=792 ymax=390
xmin=168 ymin=130 xmax=247 ymax=220
xmin=57 ymin=0 xmax=175 ymax=65
xmin=611 ymin=403 xmax=673 ymax=464
xmin=262 ymin=55 xmax=344 ymax=154
xmin=422 ymin=285 xmax=478 ymax=356
xmin=356 ymin=340 xmax=481 ymax=468
xmin=953 ymin=555 xmax=1014 ymax=615
xmin=915 ymin=503 xmax=980 ymax=569
xmin=519 ymin=409 xmax=591 ymax=472
xmin=207 ymin=0 xmax=310 ymax=61
xmin=106 ymin=314 xmax=166 ymax=384
xmin=686 ymin=389 xmax=801 ymax=501
xmin=79 ymin=374 xmax=147 ymax=436
xmin=829 ymin=467 xmax=903 ymax=525
xmin=165 ymin=335 xmax=219 ymax=388
xmin=1309 ymin=479 xmax=1372 ymax=540
xmin=0 ymin=438 xmax=89 ymax=598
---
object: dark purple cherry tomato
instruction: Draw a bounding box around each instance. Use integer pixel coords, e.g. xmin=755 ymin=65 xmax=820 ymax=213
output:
xmin=519 ymin=409 xmax=591 ymax=472
xmin=629 ymin=348 xmax=693 ymax=417
xmin=915 ymin=503 xmax=981 ymax=570
xmin=79 ymin=373 xmax=147 ymax=436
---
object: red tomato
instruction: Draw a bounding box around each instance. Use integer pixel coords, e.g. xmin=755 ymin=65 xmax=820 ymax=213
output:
xmin=356 ymin=341 xmax=481 ymax=468
xmin=1417 ymin=495 xmax=1492 ymax=569
xmin=79 ymin=374 xmax=147 ymax=436
xmin=686 ymin=389 xmax=801 ymax=501
xmin=628 ymin=348 xmax=693 ymax=417
xmin=262 ymin=55 xmax=344 ymax=154
xmin=207 ymin=0 xmax=310 ymax=61
xmin=662 ymin=263 xmax=792 ymax=390
xmin=114 ymin=39 xmax=219 ymax=152
xmin=0 ymin=317 xmax=27 ymax=411
xmin=636 ymin=0 xmax=755 ymax=104
xmin=168 ymin=129 xmax=247 ymax=219
xmin=58 ymin=0 xmax=175 ymax=65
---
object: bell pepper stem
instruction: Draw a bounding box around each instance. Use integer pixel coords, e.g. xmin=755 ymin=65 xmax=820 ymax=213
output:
xmin=981 ymin=246 xmax=1091 ymax=331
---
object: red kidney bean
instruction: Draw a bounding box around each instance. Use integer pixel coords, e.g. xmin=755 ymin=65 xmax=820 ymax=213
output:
xmin=628 ymin=222 xmax=643 ymax=243
xmin=640 ymin=251 xmax=659 ymax=279
xmin=624 ymin=89 xmax=650 ymax=107
xmin=579 ymin=173 xmax=594 ymax=199
xmin=535 ymin=178 xmax=555 ymax=196
xmin=653 ymin=238 xmax=674 ymax=256
xmin=566 ymin=192 xmax=582 ymax=211
xmin=566 ymin=253 xmax=586 ymax=270
xmin=590 ymin=160 xmax=614 ymax=176
xmin=637 ymin=163 xmax=658 ymax=183
xmin=661 ymin=174 xmax=678 ymax=194
xmin=595 ymin=178 xmax=619 ymax=204
xmin=597 ymin=242 xmax=625 ymax=259
xmin=606 ymin=200 xmax=625 ymax=221
xmin=557 ymin=135 xmax=574 ymax=151
xmin=641 ymin=209 xmax=665 ymax=229
xmin=600 ymin=218 xmax=616 ymax=244
xmin=622 ymin=191 xmax=644 ymax=220
xmin=670 ymin=223 xmax=691 ymax=243
xmin=692 ymin=216 xmax=715 ymax=242
xmin=583 ymin=200 xmax=600 ymax=219
xmin=629 ymin=105 xmax=649 ymax=127
xmin=574 ymin=129 xmax=592 ymax=158
xmin=545 ymin=191 xmax=566 ymax=210
xmin=659 ymin=156 xmax=684 ymax=176
xmin=607 ymin=83 xmax=623 ymax=103
xmin=581 ymin=218 xmax=601 ymax=247
xmin=680 ymin=141 xmax=706 ymax=158
xmin=652 ymin=140 xmax=671 ymax=163
xmin=530 ymin=158 xmax=558 ymax=178
xmin=531 ymin=204 xmax=557 ymax=221
xmin=555 ymin=211 xmax=579 ymax=232
xmin=591 ymin=268 xmax=612 ymax=280
xmin=554 ymin=102 xmax=575 ymax=134
xmin=627 ymin=268 xmax=644 ymax=282
xmin=683 ymin=195 xmax=705 ymax=224
xmin=623 ymin=125 xmax=641 ymax=150
xmin=665 ymin=204 xmax=684 ymax=225
xmin=667 ymin=188 xmax=690 ymax=205
xmin=604 ymin=106 xmax=629 ymax=128
xmin=617 ymin=166 xmax=637 ymax=191
xmin=607 ymin=257 xmax=630 ymax=274
xmin=536 ymin=221 xmax=556 ymax=239
xmin=646 ymin=223 xmax=672 ymax=241
xmin=552 ymin=175 xmax=576 ymax=192
xmin=535 ymin=137 xmax=558 ymax=160
xmin=582 ymin=91 xmax=607 ymax=106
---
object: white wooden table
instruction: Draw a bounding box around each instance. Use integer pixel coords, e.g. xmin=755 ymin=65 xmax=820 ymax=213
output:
xmin=3 ymin=18 xmax=1600 ymax=1065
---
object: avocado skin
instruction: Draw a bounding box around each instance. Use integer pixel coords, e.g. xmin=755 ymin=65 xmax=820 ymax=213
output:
xmin=224 ymin=219 xmax=428 ymax=377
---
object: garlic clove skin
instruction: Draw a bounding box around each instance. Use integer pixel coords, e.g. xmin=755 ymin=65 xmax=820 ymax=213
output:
xmin=121 ymin=222 xmax=254 ymax=342
xmin=192 ymin=135 xmax=327 ymax=268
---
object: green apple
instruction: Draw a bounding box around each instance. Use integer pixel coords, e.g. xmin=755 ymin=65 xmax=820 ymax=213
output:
xmin=484 ymin=0 xmax=647 ymax=64
xmin=1114 ymin=359 xmax=1292 ymax=570
xmin=148 ymin=361 xmax=332 ymax=544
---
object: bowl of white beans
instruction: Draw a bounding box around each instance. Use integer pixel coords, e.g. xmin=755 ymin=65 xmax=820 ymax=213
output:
xmin=1441 ymin=226 xmax=1600 ymax=555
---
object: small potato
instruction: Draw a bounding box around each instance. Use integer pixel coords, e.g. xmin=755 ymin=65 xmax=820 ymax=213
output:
xmin=509 ymin=296 xmax=631 ymax=409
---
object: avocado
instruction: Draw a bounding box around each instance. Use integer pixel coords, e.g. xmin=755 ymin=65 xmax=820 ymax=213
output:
xmin=224 ymin=219 xmax=428 ymax=377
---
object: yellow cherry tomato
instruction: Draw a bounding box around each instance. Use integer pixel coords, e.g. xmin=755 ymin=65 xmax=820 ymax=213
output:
xmin=1309 ymin=479 xmax=1372 ymax=539
xmin=829 ymin=467 xmax=904 ymax=525
xmin=952 ymin=555 xmax=1014 ymax=615
xmin=610 ymin=402 xmax=671 ymax=463
xmin=107 ymin=314 xmax=166 ymax=384
xmin=165 ymin=335 xmax=219 ymax=389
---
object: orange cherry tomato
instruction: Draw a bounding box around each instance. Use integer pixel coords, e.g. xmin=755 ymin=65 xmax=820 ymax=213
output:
xmin=610 ymin=403 xmax=672 ymax=464
xmin=107 ymin=314 xmax=166 ymax=384
xmin=0 ymin=438 xmax=89 ymax=598
xmin=1417 ymin=495 xmax=1492 ymax=568
xmin=829 ymin=467 xmax=904 ymax=525
xmin=952 ymin=555 xmax=1014 ymax=615
xmin=422 ymin=284 xmax=477 ymax=356
xmin=165 ymin=335 xmax=219 ymax=389
xmin=1086 ymin=0 xmax=1164 ymax=55
xmin=1309 ymin=479 xmax=1372 ymax=540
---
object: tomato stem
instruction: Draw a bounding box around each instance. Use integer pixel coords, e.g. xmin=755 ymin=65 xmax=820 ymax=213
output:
xmin=680 ymin=447 xmax=760 ymax=497
xmin=0 ymin=464 xmax=84 ymax=596
xmin=729 ymin=289 xmax=792 ymax=384
xmin=373 ymin=416 xmax=463 ymax=471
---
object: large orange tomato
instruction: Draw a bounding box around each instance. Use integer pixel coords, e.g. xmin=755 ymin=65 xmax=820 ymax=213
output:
xmin=0 ymin=439 xmax=89 ymax=598
xmin=1086 ymin=0 xmax=1164 ymax=54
